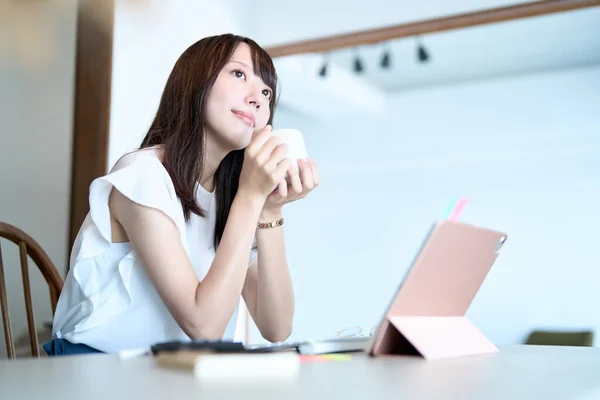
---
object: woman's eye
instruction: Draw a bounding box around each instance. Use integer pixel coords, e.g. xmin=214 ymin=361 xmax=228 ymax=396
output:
xmin=262 ymin=89 xmax=272 ymax=99
xmin=233 ymin=70 xmax=246 ymax=80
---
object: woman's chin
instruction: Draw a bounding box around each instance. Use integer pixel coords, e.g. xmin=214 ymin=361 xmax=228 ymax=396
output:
xmin=237 ymin=129 xmax=254 ymax=148
xmin=224 ymin=131 xmax=253 ymax=151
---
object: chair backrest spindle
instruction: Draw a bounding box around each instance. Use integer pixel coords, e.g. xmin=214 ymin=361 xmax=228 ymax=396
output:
xmin=0 ymin=222 xmax=64 ymax=359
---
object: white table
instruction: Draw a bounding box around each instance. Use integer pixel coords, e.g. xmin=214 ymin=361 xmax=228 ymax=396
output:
xmin=1 ymin=345 xmax=600 ymax=399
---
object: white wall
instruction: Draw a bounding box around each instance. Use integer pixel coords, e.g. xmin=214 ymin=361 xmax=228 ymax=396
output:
xmin=108 ymin=0 xmax=248 ymax=168
xmin=248 ymin=64 xmax=600 ymax=346
xmin=0 ymin=1 xmax=77 ymax=357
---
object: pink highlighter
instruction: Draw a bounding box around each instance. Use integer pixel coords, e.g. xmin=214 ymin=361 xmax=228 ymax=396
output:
xmin=445 ymin=197 xmax=469 ymax=221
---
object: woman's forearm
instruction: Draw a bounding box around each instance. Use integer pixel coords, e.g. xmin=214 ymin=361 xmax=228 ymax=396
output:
xmin=254 ymin=209 xmax=295 ymax=342
xmin=192 ymin=192 xmax=264 ymax=338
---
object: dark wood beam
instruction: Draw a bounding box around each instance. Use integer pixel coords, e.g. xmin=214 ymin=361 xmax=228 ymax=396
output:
xmin=265 ymin=0 xmax=600 ymax=57
xmin=69 ymin=0 xmax=114 ymax=256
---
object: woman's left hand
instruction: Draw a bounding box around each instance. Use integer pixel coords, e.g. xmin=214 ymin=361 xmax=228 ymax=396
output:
xmin=262 ymin=158 xmax=320 ymax=213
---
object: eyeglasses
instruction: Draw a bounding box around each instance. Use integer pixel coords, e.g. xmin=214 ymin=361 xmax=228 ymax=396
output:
xmin=335 ymin=326 xmax=377 ymax=338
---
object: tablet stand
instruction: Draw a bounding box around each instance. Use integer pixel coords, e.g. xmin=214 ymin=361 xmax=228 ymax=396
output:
xmin=371 ymin=316 xmax=498 ymax=360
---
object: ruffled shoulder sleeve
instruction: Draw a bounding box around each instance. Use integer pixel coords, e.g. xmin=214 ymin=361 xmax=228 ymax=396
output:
xmin=69 ymin=148 xmax=187 ymax=297
xmin=87 ymin=148 xmax=185 ymax=247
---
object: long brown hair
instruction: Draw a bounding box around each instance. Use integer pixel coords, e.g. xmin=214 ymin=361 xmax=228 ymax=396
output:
xmin=140 ymin=34 xmax=278 ymax=250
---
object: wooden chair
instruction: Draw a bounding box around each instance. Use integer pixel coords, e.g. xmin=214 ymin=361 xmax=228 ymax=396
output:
xmin=0 ymin=222 xmax=63 ymax=359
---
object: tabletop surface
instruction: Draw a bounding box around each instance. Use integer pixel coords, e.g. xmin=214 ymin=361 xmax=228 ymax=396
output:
xmin=2 ymin=345 xmax=600 ymax=400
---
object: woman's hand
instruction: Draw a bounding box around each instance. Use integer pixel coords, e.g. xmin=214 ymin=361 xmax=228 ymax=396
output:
xmin=238 ymin=125 xmax=292 ymax=203
xmin=262 ymin=157 xmax=320 ymax=216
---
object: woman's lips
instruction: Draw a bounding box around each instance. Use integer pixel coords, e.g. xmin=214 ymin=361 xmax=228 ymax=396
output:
xmin=232 ymin=110 xmax=255 ymax=127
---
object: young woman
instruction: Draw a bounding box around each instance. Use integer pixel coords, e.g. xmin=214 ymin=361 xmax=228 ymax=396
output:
xmin=44 ymin=34 xmax=319 ymax=356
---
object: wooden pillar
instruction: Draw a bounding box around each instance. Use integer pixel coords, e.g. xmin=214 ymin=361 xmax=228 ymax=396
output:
xmin=68 ymin=0 xmax=115 ymax=257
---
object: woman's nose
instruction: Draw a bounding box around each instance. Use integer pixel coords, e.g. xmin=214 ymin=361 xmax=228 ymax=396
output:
xmin=246 ymin=86 xmax=265 ymax=110
xmin=248 ymin=99 xmax=260 ymax=110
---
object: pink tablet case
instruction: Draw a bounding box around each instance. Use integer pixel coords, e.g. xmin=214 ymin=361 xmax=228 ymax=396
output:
xmin=369 ymin=220 xmax=507 ymax=360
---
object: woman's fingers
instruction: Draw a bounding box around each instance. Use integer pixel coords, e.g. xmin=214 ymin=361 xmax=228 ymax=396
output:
xmin=308 ymin=158 xmax=319 ymax=187
xmin=246 ymin=125 xmax=272 ymax=156
xmin=288 ymin=165 xmax=303 ymax=195
xmin=298 ymin=159 xmax=314 ymax=191
xmin=275 ymin=179 xmax=288 ymax=198
xmin=256 ymin=136 xmax=282 ymax=165
xmin=273 ymin=158 xmax=293 ymax=186
xmin=266 ymin=143 xmax=289 ymax=170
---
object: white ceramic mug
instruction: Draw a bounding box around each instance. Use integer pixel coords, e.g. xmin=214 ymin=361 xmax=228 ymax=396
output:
xmin=270 ymin=128 xmax=308 ymax=187
xmin=271 ymin=128 xmax=308 ymax=171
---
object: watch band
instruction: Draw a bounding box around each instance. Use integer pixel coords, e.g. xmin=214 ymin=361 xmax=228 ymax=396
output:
xmin=257 ymin=217 xmax=284 ymax=230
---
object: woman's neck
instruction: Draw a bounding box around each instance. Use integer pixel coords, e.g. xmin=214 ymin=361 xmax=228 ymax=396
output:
xmin=199 ymin=175 xmax=216 ymax=193
xmin=199 ymin=136 xmax=230 ymax=193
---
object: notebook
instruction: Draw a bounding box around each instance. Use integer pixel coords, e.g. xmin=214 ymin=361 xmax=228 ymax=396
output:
xmin=150 ymin=336 xmax=369 ymax=356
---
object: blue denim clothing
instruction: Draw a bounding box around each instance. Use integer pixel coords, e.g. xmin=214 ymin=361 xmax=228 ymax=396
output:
xmin=43 ymin=339 xmax=103 ymax=356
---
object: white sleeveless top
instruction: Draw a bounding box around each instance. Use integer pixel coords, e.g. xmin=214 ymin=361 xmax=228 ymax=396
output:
xmin=52 ymin=148 xmax=257 ymax=353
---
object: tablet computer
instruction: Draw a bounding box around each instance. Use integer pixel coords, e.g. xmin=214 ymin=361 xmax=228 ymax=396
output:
xmin=366 ymin=220 xmax=507 ymax=359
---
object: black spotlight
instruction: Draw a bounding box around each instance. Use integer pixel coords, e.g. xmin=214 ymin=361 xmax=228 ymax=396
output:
xmin=319 ymin=53 xmax=331 ymax=77
xmin=319 ymin=62 xmax=328 ymax=77
xmin=381 ymin=50 xmax=391 ymax=68
xmin=417 ymin=39 xmax=430 ymax=63
xmin=352 ymin=48 xmax=364 ymax=73
xmin=354 ymin=56 xmax=364 ymax=73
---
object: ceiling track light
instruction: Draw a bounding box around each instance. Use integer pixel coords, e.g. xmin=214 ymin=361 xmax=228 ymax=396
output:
xmin=318 ymin=53 xmax=329 ymax=77
xmin=380 ymin=42 xmax=391 ymax=69
xmin=416 ymin=37 xmax=430 ymax=63
xmin=352 ymin=48 xmax=364 ymax=74
xmin=318 ymin=61 xmax=328 ymax=77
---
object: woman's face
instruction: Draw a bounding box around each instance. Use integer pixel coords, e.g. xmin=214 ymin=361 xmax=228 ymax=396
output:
xmin=204 ymin=42 xmax=273 ymax=151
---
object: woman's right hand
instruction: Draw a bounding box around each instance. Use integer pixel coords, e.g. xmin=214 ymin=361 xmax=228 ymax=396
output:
xmin=238 ymin=125 xmax=292 ymax=203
